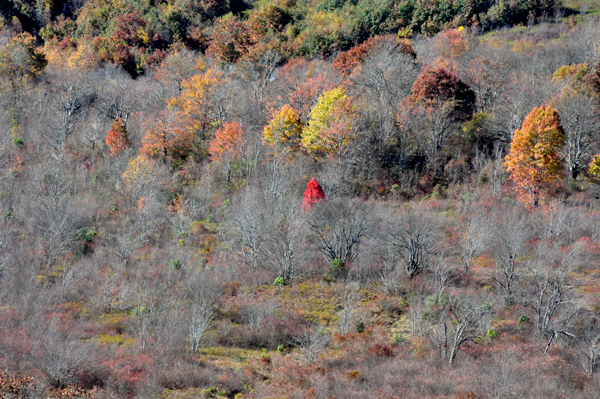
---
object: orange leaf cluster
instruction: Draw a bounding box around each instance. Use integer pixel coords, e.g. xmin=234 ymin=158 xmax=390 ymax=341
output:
xmin=106 ymin=118 xmax=131 ymax=156
xmin=140 ymin=113 xmax=195 ymax=162
xmin=209 ymin=121 xmax=245 ymax=164
xmin=333 ymin=35 xmax=415 ymax=77
xmin=504 ymin=105 xmax=566 ymax=206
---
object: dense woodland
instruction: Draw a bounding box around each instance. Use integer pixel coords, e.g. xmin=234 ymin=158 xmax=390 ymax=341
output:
xmin=3 ymin=0 xmax=600 ymax=397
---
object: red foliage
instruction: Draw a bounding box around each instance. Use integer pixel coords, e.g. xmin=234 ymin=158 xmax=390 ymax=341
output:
xmin=112 ymin=12 xmax=147 ymax=48
xmin=410 ymin=66 xmax=476 ymax=121
xmin=105 ymin=119 xmax=130 ymax=156
xmin=207 ymin=15 xmax=254 ymax=64
xmin=302 ymin=178 xmax=325 ymax=211
xmin=369 ymin=344 xmax=394 ymax=357
xmin=333 ymin=35 xmax=415 ymax=76
xmin=104 ymin=352 xmax=152 ymax=397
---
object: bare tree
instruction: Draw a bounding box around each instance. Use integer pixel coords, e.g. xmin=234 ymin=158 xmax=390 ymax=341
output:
xmin=490 ymin=207 xmax=530 ymax=306
xmin=308 ymin=199 xmax=371 ymax=271
xmin=242 ymin=298 xmax=277 ymax=334
xmin=398 ymin=102 xmax=456 ymax=161
xmin=476 ymin=349 xmax=529 ymax=399
xmin=262 ymin=199 xmax=306 ymax=282
xmin=237 ymin=49 xmax=281 ymax=104
xmin=222 ymin=191 xmax=266 ymax=271
xmin=291 ymin=325 xmax=330 ymax=365
xmin=108 ymin=217 xmax=150 ymax=268
xmin=262 ymin=147 xmax=295 ymax=202
xmin=533 ymin=201 xmax=587 ymax=244
xmin=432 ymin=255 xmax=454 ymax=300
xmin=98 ymin=66 xmax=149 ymax=123
xmin=154 ymin=48 xmax=202 ymax=95
xmin=526 ymin=242 xmax=582 ymax=353
xmin=491 ymin=74 xmax=552 ymax=146
xmin=40 ymin=69 xmax=92 ymax=158
xmin=577 ymin=316 xmax=600 ymax=376
xmin=433 ymin=293 xmax=492 ymax=364
xmin=458 ymin=211 xmax=490 ymax=273
xmin=29 ymin=163 xmax=82 ymax=267
xmin=337 ymin=283 xmax=363 ymax=336
xmin=186 ymin=273 xmax=220 ymax=353
xmin=555 ymin=92 xmax=600 ymax=180
xmin=407 ymin=291 xmax=427 ymax=337
xmin=36 ymin=319 xmax=92 ymax=388
xmin=132 ymin=303 xmax=155 ymax=351
xmin=386 ymin=207 xmax=437 ymax=278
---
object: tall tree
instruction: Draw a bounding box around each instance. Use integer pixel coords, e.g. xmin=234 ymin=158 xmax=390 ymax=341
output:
xmin=504 ymin=105 xmax=566 ymax=206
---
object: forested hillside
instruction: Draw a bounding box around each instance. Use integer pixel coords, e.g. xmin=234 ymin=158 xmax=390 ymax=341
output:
xmin=2 ymin=0 xmax=600 ymax=398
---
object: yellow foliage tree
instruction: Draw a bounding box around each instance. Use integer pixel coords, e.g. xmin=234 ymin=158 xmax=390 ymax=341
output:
xmin=43 ymin=39 xmax=100 ymax=71
xmin=301 ymin=87 xmax=357 ymax=158
xmin=263 ymin=105 xmax=302 ymax=149
xmin=121 ymin=154 xmax=158 ymax=200
xmin=588 ymin=154 xmax=600 ymax=180
xmin=504 ymin=105 xmax=566 ymax=206
xmin=0 ymin=33 xmax=47 ymax=136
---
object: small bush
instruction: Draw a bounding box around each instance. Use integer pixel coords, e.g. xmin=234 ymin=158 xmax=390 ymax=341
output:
xmin=369 ymin=344 xmax=394 ymax=357
xmin=392 ymin=333 xmax=405 ymax=345
xmin=12 ymin=137 xmax=26 ymax=147
xmin=330 ymin=258 xmax=344 ymax=272
xmin=355 ymin=321 xmax=365 ymax=333
xmin=77 ymin=227 xmax=97 ymax=242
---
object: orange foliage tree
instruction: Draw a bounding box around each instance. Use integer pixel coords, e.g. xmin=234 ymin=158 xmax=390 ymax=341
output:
xmin=209 ymin=121 xmax=245 ymax=183
xmin=209 ymin=121 xmax=244 ymax=163
xmin=168 ymin=68 xmax=226 ymax=140
xmin=106 ymin=118 xmax=131 ymax=155
xmin=140 ymin=113 xmax=196 ymax=163
xmin=504 ymin=105 xmax=566 ymax=206
xmin=333 ymin=35 xmax=415 ymax=77
xmin=433 ymin=27 xmax=471 ymax=58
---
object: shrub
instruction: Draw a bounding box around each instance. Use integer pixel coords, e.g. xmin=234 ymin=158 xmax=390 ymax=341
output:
xmin=369 ymin=344 xmax=394 ymax=356
xmin=169 ymin=259 xmax=182 ymax=270
xmin=11 ymin=137 xmax=25 ymax=147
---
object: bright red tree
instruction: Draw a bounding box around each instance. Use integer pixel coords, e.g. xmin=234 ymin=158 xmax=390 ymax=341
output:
xmin=302 ymin=178 xmax=326 ymax=211
xmin=106 ymin=118 xmax=131 ymax=155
